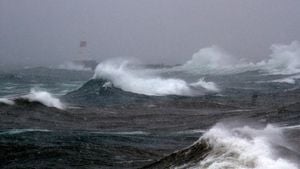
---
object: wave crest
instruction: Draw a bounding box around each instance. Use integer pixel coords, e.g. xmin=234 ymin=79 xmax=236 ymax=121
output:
xmin=143 ymin=124 xmax=299 ymax=169
xmin=22 ymin=89 xmax=65 ymax=109
xmin=93 ymin=59 xmax=219 ymax=96
xmin=193 ymin=124 xmax=297 ymax=169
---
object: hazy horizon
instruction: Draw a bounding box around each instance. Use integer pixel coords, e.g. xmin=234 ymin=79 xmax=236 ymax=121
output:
xmin=1 ymin=0 xmax=300 ymax=68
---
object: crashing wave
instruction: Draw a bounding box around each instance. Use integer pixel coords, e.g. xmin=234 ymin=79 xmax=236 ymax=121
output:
xmin=21 ymin=89 xmax=65 ymax=109
xmin=142 ymin=124 xmax=299 ymax=169
xmin=0 ymin=89 xmax=66 ymax=109
xmin=173 ymin=41 xmax=300 ymax=75
xmin=0 ymin=89 xmax=65 ymax=109
xmin=93 ymin=59 xmax=219 ymax=96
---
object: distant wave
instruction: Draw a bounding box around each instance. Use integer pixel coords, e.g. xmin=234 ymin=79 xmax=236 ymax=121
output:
xmin=173 ymin=41 xmax=300 ymax=75
xmin=0 ymin=129 xmax=51 ymax=135
xmin=93 ymin=59 xmax=219 ymax=96
xmin=0 ymin=89 xmax=65 ymax=109
xmin=143 ymin=124 xmax=299 ymax=169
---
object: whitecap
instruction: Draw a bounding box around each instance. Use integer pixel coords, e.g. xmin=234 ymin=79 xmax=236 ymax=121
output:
xmin=176 ymin=124 xmax=299 ymax=169
xmin=93 ymin=59 xmax=219 ymax=96
xmin=23 ymin=89 xmax=66 ymax=109
xmin=173 ymin=41 xmax=300 ymax=76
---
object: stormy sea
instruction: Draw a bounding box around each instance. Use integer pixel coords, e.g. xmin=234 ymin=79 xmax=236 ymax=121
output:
xmin=1 ymin=43 xmax=300 ymax=169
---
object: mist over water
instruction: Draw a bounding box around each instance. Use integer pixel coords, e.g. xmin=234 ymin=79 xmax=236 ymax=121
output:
xmin=1 ymin=46 xmax=300 ymax=168
xmin=1 ymin=1 xmax=300 ymax=167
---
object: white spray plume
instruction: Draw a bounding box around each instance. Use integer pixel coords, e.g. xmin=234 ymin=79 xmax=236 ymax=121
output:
xmin=175 ymin=41 xmax=300 ymax=75
xmin=262 ymin=41 xmax=300 ymax=74
xmin=179 ymin=46 xmax=238 ymax=74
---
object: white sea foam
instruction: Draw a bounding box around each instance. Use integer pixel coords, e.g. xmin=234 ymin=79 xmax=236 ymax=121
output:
xmin=178 ymin=124 xmax=299 ymax=169
xmin=23 ymin=89 xmax=65 ymax=109
xmin=94 ymin=59 xmax=219 ymax=96
xmin=262 ymin=41 xmax=300 ymax=75
xmin=0 ymin=98 xmax=14 ymax=105
xmin=174 ymin=41 xmax=300 ymax=76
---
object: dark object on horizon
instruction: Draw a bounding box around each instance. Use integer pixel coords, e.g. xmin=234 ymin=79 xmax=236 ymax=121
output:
xmin=79 ymin=40 xmax=87 ymax=48
xmin=251 ymin=93 xmax=258 ymax=106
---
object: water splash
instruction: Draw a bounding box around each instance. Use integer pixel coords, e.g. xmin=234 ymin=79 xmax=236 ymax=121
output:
xmin=23 ymin=89 xmax=65 ymax=109
xmin=93 ymin=59 xmax=219 ymax=96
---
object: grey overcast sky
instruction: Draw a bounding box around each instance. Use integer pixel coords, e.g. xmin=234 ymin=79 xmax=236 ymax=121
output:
xmin=1 ymin=0 xmax=300 ymax=67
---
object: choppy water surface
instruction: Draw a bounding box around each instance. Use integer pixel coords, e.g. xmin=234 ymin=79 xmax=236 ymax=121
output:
xmin=1 ymin=48 xmax=300 ymax=169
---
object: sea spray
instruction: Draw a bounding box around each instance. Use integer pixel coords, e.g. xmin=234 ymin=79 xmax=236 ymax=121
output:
xmin=93 ymin=59 xmax=219 ymax=96
xmin=176 ymin=124 xmax=299 ymax=169
xmin=173 ymin=41 xmax=300 ymax=76
xmin=190 ymin=78 xmax=220 ymax=92
xmin=263 ymin=41 xmax=300 ymax=74
xmin=23 ymin=89 xmax=65 ymax=109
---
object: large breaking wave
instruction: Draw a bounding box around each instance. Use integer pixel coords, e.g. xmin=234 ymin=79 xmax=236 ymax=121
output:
xmin=0 ymin=89 xmax=65 ymax=109
xmin=189 ymin=124 xmax=298 ymax=169
xmin=93 ymin=59 xmax=219 ymax=96
xmin=24 ymin=89 xmax=65 ymax=109
xmin=143 ymin=124 xmax=299 ymax=169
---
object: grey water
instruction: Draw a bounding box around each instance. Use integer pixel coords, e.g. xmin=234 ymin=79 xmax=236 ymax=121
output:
xmin=0 ymin=66 xmax=299 ymax=169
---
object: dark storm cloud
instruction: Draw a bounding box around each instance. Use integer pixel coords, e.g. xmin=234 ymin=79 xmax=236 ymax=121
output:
xmin=1 ymin=0 xmax=300 ymax=67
